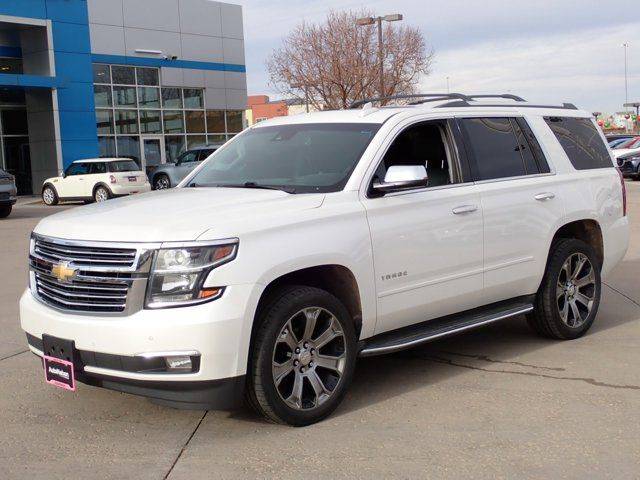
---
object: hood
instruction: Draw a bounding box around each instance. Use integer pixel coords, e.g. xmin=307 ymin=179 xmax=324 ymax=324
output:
xmin=34 ymin=187 xmax=325 ymax=242
xmin=613 ymin=147 xmax=640 ymax=159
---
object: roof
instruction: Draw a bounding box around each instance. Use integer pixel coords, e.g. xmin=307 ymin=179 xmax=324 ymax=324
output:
xmin=253 ymin=96 xmax=592 ymax=128
xmin=73 ymin=158 xmax=135 ymax=163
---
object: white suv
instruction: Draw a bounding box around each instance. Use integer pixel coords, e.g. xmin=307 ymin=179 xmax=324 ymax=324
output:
xmin=21 ymin=94 xmax=629 ymax=426
xmin=42 ymin=158 xmax=150 ymax=205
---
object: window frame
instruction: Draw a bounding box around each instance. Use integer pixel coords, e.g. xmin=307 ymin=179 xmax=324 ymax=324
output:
xmin=457 ymin=115 xmax=556 ymax=184
xmin=364 ymin=117 xmax=470 ymax=199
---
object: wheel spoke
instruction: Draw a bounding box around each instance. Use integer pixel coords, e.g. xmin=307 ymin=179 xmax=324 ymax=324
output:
xmin=556 ymin=282 xmax=565 ymax=299
xmin=575 ymin=270 xmax=595 ymax=288
xmin=560 ymin=260 xmax=571 ymax=282
xmin=285 ymin=371 xmax=304 ymax=409
xmin=560 ymin=299 xmax=569 ymax=322
xmin=574 ymin=292 xmax=592 ymax=309
xmin=302 ymin=308 xmax=321 ymax=341
xmin=273 ymin=360 xmax=294 ymax=386
xmin=315 ymin=353 xmax=344 ymax=373
xmin=307 ymin=370 xmax=330 ymax=403
xmin=314 ymin=317 xmax=342 ymax=348
xmin=569 ymin=300 xmax=582 ymax=326
xmin=279 ymin=321 xmax=298 ymax=351
xmin=571 ymin=255 xmax=587 ymax=280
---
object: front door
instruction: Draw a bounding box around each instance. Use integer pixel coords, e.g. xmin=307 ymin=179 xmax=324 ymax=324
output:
xmin=141 ymin=136 xmax=165 ymax=179
xmin=362 ymin=119 xmax=485 ymax=334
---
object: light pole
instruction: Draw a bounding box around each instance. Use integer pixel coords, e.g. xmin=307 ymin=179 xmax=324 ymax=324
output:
xmin=623 ymin=43 xmax=629 ymax=110
xmin=356 ymin=14 xmax=403 ymax=101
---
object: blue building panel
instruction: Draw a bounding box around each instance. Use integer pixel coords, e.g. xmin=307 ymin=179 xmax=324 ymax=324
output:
xmin=56 ymin=82 xmax=95 ymax=111
xmin=45 ymin=0 xmax=89 ymax=25
xmin=59 ymin=111 xmax=100 ymax=141
xmin=0 ymin=0 xmax=47 ymax=19
xmin=60 ymin=139 xmax=99 ymax=162
xmin=51 ymin=21 xmax=91 ymax=54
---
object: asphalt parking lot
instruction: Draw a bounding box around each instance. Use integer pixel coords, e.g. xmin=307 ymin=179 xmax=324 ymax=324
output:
xmin=1 ymin=184 xmax=639 ymax=479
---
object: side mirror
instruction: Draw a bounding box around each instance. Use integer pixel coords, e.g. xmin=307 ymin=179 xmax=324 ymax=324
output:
xmin=371 ymin=165 xmax=428 ymax=195
xmin=60 ymin=171 xmax=66 ymax=178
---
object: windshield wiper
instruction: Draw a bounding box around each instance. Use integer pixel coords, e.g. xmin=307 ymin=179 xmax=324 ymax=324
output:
xmin=216 ymin=182 xmax=296 ymax=194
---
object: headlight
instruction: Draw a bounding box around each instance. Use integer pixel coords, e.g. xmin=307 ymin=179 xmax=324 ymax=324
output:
xmin=145 ymin=241 xmax=238 ymax=308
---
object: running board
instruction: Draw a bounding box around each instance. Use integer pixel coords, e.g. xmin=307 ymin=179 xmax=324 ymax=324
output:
xmin=359 ymin=298 xmax=534 ymax=357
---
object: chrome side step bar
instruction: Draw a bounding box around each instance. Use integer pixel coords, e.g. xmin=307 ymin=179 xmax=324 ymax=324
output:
xmin=359 ymin=301 xmax=533 ymax=357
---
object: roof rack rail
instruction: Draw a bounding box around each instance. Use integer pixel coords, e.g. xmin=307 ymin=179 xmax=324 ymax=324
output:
xmin=436 ymin=100 xmax=578 ymax=110
xmin=349 ymin=93 xmax=471 ymax=109
xmin=467 ymin=94 xmax=526 ymax=102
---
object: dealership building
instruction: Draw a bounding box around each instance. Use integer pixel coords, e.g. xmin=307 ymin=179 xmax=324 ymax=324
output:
xmin=0 ymin=0 xmax=247 ymax=194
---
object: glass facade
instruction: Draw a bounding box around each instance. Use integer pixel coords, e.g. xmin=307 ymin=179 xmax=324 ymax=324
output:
xmin=94 ymin=64 xmax=243 ymax=164
xmin=0 ymin=90 xmax=31 ymax=194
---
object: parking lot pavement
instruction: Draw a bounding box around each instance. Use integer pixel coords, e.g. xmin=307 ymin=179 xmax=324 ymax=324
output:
xmin=1 ymin=184 xmax=639 ymax=479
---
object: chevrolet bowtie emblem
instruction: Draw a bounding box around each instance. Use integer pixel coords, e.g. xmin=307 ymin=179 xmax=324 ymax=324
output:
xmin=51 ymin=262 xmax=77 ymax=282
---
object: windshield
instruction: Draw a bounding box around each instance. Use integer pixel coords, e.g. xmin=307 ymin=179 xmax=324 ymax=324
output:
xmin=188 ymin=123 xmax=381 ymax=193
xmin=109 ymin=160 xmax=140 ymax=172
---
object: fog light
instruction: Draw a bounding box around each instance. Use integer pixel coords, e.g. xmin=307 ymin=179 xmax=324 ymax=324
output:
xmin=165 ymin=355 xmax=193 ymax=372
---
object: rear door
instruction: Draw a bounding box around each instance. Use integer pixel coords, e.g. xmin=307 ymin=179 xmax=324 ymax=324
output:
xmin=457 ymin=116 xmax=564 ymax=303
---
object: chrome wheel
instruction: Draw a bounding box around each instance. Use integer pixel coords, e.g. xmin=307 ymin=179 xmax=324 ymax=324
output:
xmin=272 ymin=307 xmax=347 ymax=411
xmin=42 ymin=187 xmax=55 ymax=205
xmin=557 ymin=253 xmax=596 ymax=328
xmin=95 ymin=187 xmax=109 ymax=202
xmin=154 ymin=175 xmax=170 ymax=190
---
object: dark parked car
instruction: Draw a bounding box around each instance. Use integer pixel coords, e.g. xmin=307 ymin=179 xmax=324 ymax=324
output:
xmin=150 ymin=145 xmax=222 ymax=190
xmin=0 ymin=168 xmax=17 ymax=218
xmin=618 ymin=151 xmax=640 ymax=180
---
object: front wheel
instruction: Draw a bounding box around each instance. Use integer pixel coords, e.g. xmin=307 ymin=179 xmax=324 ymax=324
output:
xmin=154 ymin=174 xmax=170 ymax=190
xmin=246 ymin=286 xmax=357 ymax=426
xmin=527 ymin=238 xmax=601 ymax=339
xmin=94 ymin=186 xmax=111 ymax=203
xmin=0 ymin=205 xmax=11 ymax=218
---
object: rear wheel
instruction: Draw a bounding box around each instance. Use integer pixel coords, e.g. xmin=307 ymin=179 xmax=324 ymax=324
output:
xmin=0 ymin=205 xmax=11 ymax=218
xmin=246 ymin=286 xmax=357 ymax=426
xmin=154 ymin=174 xmax=170 ymax=190
xmin=94 ymin=186 xmax=111 ymax=203
xmin=527 ymin=238 xmax=601 ymax=339
xmin=42 ymin=185 xmax=58 ymax=206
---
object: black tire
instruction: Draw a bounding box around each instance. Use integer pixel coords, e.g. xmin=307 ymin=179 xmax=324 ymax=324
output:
xmin=246 ymin=286 xmax=357 ymax=426
xmin=154 ymin=174 xmax=171 ymax=190
xmin=42 ymin=185 xmax=59 ymax=206
xmin=0 ymin=205 xmax=11 ymax=218
xmin=527 ymin=238 xmax=601 ymax=340
xmin=93 ymin=185 xmax=111 ymax=203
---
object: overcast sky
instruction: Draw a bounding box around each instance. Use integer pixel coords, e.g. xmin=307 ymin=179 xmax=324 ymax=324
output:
xmin=231 ymin=0 xmax=639 ymax=114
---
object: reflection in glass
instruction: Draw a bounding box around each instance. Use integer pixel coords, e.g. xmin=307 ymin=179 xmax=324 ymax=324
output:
xmin=96 ymin=110 xmax=114 ymax=135
xmin=163 ymin=110 xmax=184 ymax=134
xmin=185 ymin=111 xmax=205 ymax=133
xmin=115 ymin=110 xmax=138 ymax=134
xmin=140 ymin=110 xmax=162 ymax=134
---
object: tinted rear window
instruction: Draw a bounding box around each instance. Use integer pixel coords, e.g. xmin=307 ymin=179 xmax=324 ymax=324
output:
xmin=109 ymin=160 xmax=140 ymax=172
xmin=544 ymin=117 xmax=612 ymax=170
xmin=460 ymin=117 xmax=526 ymax=180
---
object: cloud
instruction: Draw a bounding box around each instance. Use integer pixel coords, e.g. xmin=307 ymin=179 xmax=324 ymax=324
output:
xmin=233 ymin=0 xmax=639 ymax=113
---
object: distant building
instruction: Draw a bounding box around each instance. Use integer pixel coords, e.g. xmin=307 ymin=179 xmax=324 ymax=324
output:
xmin=286 ymin=98 xmax=324 ymax=116
xmin=246 ymin=95 xmax=287 ymax=125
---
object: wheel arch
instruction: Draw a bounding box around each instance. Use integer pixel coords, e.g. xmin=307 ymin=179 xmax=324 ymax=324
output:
xmin=549 ymin=219 xmax=604 ymax=269
xmin=92 ymin=182 xmax=113 ymax=197
xmin=252 ymin=264 xmax=364 ymax=341
xmin=42 ymin=182 xmax=58 ymax=195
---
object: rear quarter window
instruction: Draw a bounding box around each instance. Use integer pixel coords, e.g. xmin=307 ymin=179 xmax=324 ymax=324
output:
xmin=544 ymin=117 xmax=612 ymax=170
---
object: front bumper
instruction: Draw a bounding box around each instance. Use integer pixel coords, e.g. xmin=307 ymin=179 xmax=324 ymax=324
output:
xmin=20 ymin=283 xmax=261 ymax=408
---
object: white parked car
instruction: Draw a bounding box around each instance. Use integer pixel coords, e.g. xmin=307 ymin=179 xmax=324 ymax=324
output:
xmin=41 ymin=158 xmax=150 ymax=205
xmin=21 ymin=94 xmax=629 ymax=426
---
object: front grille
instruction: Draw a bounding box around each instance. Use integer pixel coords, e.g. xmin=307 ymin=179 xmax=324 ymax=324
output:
xmin=29 ymin=235 xmax=157 ymax=315
xmin=34 ymin=270 xmax=129 ymax=313
xmin=34 ymin=237 xmax=137 ymax=268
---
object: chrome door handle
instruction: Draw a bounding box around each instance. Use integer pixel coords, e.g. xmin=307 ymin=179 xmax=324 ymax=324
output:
xmin=534 ymin=192 xmax=555 ymax=201
xmin=452 ymin=205 xmax=478 ymax=215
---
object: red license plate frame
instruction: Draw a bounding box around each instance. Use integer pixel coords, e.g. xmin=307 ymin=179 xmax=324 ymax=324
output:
xmin=43 ymin=355 xmax=75 ymax=391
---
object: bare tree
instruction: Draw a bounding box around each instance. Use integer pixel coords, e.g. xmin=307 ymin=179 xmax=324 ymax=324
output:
xmin=267 ymin=10 xmax=434 ymax=110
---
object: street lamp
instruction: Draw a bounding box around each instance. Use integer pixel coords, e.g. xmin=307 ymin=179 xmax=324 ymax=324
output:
xmin=356 ymin=13 xmax=403 ymax=101
xmin=623 ymin=43 xmax=629 ymax=110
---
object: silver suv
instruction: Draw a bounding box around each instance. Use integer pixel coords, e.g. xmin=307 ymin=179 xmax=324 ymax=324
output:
xmin=0 ymin=168 xmax=17 ymax=218
xmin=150 ymin=145 xmax=222 ymax=190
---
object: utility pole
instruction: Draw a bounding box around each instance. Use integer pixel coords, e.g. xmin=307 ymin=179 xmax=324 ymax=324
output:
xmin=356 ymin=14 xmax=403 ymax=102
